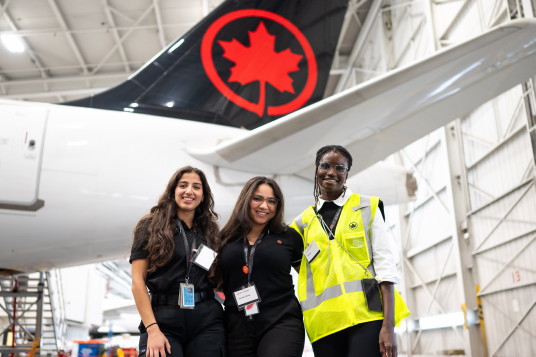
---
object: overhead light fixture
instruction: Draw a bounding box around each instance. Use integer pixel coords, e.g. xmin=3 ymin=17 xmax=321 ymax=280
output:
xmin=1 ymin=33 xmax=25 ymax=53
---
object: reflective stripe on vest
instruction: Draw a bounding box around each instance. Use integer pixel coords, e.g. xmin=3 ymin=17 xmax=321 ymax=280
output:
xmin=299 ymin=194 xmax=376 ymax=311
xmin=293 ymin=213 xmax=307 ymax=234
xmin=353 ymin=198 xmax=376 ymax=277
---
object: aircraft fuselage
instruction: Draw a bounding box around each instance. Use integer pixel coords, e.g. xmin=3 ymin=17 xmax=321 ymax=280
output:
xmin=0 ymin=99 xmax=311 ymax=272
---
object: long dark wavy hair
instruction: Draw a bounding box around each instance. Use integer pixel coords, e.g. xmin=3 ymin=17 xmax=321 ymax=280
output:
xmin=132 ymin=166 xmax=219 ymax=272
xmin=211 ymin=177 xmax=286 ymax=289
xmin=313 ymin=145 xmax=353 ymax=206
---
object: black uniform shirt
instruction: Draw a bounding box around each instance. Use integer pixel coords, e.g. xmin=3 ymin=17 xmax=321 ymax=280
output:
xmin=219 ymin=227 xmax=303 ymax=310
xmin=318 ymin=201 xmax=340 ymax=238
xmin=318 ymin=199 xmax=386 ymax=238
xmin=129 ymin=219 xmax=212 ymax=293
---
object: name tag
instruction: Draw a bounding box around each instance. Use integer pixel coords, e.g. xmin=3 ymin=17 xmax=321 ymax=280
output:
xmin=304 ymin=240 xmax=320 ymax=263
xmin=233 ymin=284 xmax=260 ymax=309
xmin=193 ymin=244 xmax=217 ymax=271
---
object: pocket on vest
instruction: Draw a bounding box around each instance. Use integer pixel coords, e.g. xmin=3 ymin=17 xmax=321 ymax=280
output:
xmin=342 ymin=232 xmax=370 ymax=265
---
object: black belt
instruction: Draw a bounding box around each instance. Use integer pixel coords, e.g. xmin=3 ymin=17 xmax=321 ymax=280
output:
xmin=150 ymin=289 xmax=214 ymax=306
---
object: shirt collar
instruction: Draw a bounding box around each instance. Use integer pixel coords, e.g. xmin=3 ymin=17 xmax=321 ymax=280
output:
xmin=316 ymin=188 xmax=353 ymax=210
xmin=177 ymin=218 xmax=195 ymax=232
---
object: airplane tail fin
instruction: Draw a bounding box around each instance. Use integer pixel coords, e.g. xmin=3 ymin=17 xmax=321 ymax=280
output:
xmin=64 ymin=0 xmax=349 ymax=129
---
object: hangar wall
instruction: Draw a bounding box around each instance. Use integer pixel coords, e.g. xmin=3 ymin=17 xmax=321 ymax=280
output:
xmin=337 ymin=1 xmax=536 ymax=356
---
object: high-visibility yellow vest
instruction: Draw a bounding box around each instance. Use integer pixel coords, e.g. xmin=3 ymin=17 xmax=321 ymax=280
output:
xmin=291 ymin=193 xmax=410 ymax=343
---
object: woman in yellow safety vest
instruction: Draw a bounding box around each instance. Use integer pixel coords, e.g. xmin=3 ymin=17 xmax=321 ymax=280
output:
xmin=291 ymin=145 xmax=409 ymax=357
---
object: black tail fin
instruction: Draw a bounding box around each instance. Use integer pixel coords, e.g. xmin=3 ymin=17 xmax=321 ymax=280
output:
xmin=64 ymin=0 xmax=348 ymax=130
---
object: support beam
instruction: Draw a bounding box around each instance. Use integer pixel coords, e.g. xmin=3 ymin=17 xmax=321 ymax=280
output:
xmin=0 ymin=87 xmax=108 ymax=100
xmin=335 ymin=0 xmax=384 ymax=92
xmin=476 ymin=233 xmax=536 ymax=295
xmin=392 ymin=16 xmax=426 ymax=68
xmin=0 ymin=23 xmax=194 ymax=36
xmin=0 ymin=61 xmax=142 ymax=78
xmin=102 ymin=0 xmax=131 ymax=73
xmin=1 ymin=72 xmax=127 ymax=86
xmin=153 ymin=0 xmax=167 ymax=48
xmin=35 ymin=273 xmax=45 ymax=353
xmin=439 ymin=0 xmax=477 ymax=41
xmin=442 ymin=120 xmax=486 ymax=356
xmin=472 ymin=181 xmax=534 ymax=253
xmin=397 ymin=194 xmax=416 ymax=356
xmin=47 ymin=0 xmax=89 ymax=74
xmin=90 ymin=3 xmax=157 ymax=75
xmin=489 ymin=298 xmax=536 ymax=356
xmin=401 ymin=149 xmax=450 ymax=214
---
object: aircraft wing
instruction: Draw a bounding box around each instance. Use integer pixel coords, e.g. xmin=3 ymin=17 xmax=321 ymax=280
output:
xmin=190 ymin=19 xmax=536 ymax=178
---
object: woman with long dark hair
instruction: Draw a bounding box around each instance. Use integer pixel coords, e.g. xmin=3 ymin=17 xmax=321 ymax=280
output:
xmin=215 ymin=177 xmax=304 ymax=357
xmin=130 ymin=166 xmax=225 ymax=357
xmin=291 ymin=145 xmax=409 ymax=357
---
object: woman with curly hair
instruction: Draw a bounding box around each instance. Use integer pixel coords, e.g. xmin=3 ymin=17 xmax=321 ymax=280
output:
xmin=130 ymin=166 xmax=225 ymax=357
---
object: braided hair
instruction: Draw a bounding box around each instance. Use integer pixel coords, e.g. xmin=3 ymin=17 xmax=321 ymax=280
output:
xmin=313 ymin=145 xmax=353 ymax=206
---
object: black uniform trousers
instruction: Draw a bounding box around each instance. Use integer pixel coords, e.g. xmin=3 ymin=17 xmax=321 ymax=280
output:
xmin=311 ymin=319 xmax=383 ymax=357
xmin=225 ymin=298 xmax=304 ymax=357
xmin=138 ymin=298 xmax=225 ymax=357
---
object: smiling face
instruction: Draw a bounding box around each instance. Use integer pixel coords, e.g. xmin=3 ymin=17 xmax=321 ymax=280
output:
xmin=316 ymin=150 xmax=349 ymax=200
xmin=174 ymin=172 xmax=203 ymax=216
xmin=249 ymin=183 xmax=278 ymax=231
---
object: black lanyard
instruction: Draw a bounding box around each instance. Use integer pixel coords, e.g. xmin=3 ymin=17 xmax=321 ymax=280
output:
xmin=177 ymin=220 xmax=196 ymax=284
xmin=242 ymin=232 xmax=266 ymax=284
xmin=315 ymin=204 xmax=343 ymax=240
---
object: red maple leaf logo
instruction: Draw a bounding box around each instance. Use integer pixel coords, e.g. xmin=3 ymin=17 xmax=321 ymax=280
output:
xmin=218 ymin=21 xmax=303 ymax=116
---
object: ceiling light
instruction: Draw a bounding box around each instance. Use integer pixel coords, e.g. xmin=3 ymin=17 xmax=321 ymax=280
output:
xmin=1 ymin=33 xmax=25 ymax=53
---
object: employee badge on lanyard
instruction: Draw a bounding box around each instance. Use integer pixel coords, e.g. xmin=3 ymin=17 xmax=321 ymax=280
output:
xmin=177 ymin=220 xmax=200 ymax=309
xmin=179 ymin=282 xmax=195 ymax=309
xmin=180 ymin=243 xmax=217 ymax=309
xmin=233 ymin=234 xmax=265 ymax=318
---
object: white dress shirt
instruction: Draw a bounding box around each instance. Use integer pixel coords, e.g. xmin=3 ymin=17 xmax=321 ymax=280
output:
xmin=317 ymin=188 xmax=400 ymax=284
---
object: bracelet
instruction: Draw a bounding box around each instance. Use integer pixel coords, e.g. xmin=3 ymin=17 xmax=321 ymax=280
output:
xmin=145 ymin=322 xmax=158 ymax=329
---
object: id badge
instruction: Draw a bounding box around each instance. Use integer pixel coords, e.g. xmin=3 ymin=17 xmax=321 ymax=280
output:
xmin=304 ymin=240 xmax=320 ymax=263
xmin=244 ymin=302 xmax=259 ymax=317
xmin=179 ymin=283 xmax=195 ymax=309
xmin=193 ymin=244 xmax=217 ymax=271
xmin=233 ymin=283 xmax=260 ymax=310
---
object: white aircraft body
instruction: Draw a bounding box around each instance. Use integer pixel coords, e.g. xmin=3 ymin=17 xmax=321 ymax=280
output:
xmin=0 ymin=0 xmax=535 ymax=274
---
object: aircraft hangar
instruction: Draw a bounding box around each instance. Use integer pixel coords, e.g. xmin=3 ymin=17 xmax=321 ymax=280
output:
xmin=1 ymin=0 xmax=535 ymax=356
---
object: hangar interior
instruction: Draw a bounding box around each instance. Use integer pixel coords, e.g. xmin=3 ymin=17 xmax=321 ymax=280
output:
xmin=1 ymin=0 xmax=535 ymax=356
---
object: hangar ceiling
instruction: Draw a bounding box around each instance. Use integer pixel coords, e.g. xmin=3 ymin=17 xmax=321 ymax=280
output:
xmin=0 ymin=0 xmax=373 ymax=104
